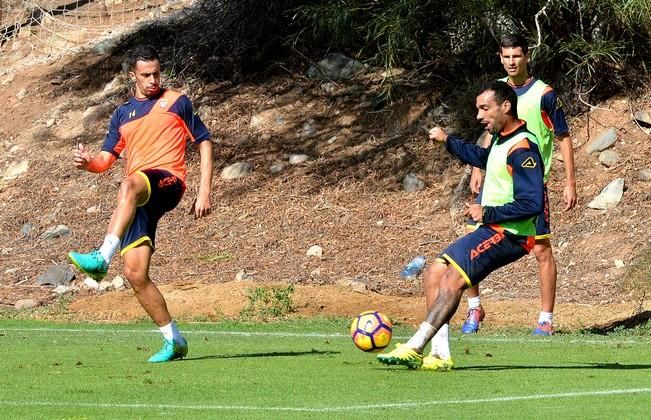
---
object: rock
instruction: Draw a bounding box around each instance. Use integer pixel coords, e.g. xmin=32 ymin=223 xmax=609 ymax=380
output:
xmin=21 ymin=223 xmax=32 ymax=238
xmin=83 ymin=277 xmax=99 ymax=290
xmin=235 ymin=269 xmax=253 ymax=281
xmin=614 ymin=259 xmax=625 ymax=268
xmin=14 ymin=299 xmax=39 ymax=310
xmin=321 ymin=82 xmax=337 ymax=94
xmin=639 ymin=168 xmax=651 ymax=182
xmin=41 ymin=224 xmax=70 ymax=240
xmin=86 ymin=205 xmax=100 ymax=213
xmin=403 ymin=173 xmax=425 ymax=192
xmin=307 ymin=53 xmax=365 ymax=80
xmin=587 ymin=178 xmax=625 ymax=209
xmin=220 ymin=162 xmax=252 ymax=180
xmin=53 ymin=285 xmax=74 ymax=295
xmin=289 ymin=154 xmax=309 ymax=165
xmin=270 ymin=163 xmax=285 ymax=174
xmin=586 ymin=128 xmax=618 ymax=153
xmin=598 ymin=150 xmax=619 ymax=167
xmin=337 ymin=277 xmax=368 ymax=293
xmin=300 ymin=119 xmax=317 ymax=138
xmin=327 ymin=136 xmax=337 ymax=144
xmin=633 ymin=109 xmax=651 ymax=126
xmin=3 ymin=159 xmax=29 ymax=180
xmin=306 ymin=245 xmax=323 ymax=257
xmin=98 ymin=281 xmax=112 ymax=292
xmin=37 ymin=264 xmax=75 ymax=286
xmin=112 ymin=275 xmax=126 ymax=290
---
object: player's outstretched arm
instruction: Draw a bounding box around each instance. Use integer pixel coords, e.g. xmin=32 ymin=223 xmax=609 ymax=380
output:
xmin=429 ymin=126 xmax=490 ymax=169
xmin=194 ymin=139 xmax=213 ymax=219
xmin=72 ymin=144 xmax=116 ymax=173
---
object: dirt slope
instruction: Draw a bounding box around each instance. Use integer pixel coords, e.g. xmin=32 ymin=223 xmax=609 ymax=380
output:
xmin=0 ymin=49 xmax=649 ymax=330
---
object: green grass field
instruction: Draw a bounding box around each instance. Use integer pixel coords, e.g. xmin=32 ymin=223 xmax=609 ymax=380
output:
xmin=1 ymin=318 xmax=650 ymax=419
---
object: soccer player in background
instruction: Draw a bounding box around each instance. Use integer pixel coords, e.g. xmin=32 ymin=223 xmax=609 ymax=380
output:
xmin=461 ymin=34 xmax=577 ymax=336
xmin=378 ymin=80 xmax=544 ymax=370
xmin=68 ymin=45 xmax=213 ymax=362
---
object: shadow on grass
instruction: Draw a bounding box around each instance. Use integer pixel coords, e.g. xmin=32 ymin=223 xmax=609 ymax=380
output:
xmin=456 ymin=362 xmax=651 ymax=371
xmin=184 ymin=349 xmax=340 ymax=361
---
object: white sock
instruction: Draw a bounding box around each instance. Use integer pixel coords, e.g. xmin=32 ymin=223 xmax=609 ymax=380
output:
xmin=538 ymin=311 xmax=553 ymax=324
xmin=468 ymin=296 xmax=481 ymax=309
xmin=98 ymin=233 xmax=120 ymax=264
xmin=405 ymin=322 xmax=436 ymax=353
xmin=430 ymin=323 xmax=451 ymax=359
xmin=159 ymin=321 xmax=183 ymax=342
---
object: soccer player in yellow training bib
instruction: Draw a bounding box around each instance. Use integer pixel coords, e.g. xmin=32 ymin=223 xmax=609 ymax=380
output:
xmin=377 ymin=81 xmax=544 ymax=370
xmin=462 ymin=34 xmax=577 ymax=336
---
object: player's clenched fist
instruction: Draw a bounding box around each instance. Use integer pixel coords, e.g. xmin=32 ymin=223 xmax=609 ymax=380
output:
xmin=72 ymin=143 xmax=91 ymax=170
xmin=429 ymin=126 xmax=448 ymax=142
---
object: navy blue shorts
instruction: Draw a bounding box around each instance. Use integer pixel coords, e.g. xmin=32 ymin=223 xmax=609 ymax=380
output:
xmin=437 ymin=225 xmax=534 ymax=287
xmin=466 ymin=185 xmax=551 ymax=239
xmin=120 ymin=169 xmax=185 ymax=255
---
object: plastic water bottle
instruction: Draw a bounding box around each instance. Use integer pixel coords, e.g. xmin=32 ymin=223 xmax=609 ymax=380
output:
xmin=400 ymin=255 xmax=426 ymax=279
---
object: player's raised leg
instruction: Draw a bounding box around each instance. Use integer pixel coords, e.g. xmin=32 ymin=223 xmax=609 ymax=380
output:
xmin=68 ymin=173 xmax=149 ymax=280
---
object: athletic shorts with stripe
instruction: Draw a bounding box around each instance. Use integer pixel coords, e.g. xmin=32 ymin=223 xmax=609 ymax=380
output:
xmin=120 ymin=169 xmax=186 ymax=255
xmin=437 ymin=225 xmax=535 ymax=287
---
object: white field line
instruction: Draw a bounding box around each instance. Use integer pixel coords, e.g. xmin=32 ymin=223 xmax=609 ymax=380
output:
xmin=1 ymin=388 xmax=650 ymax=412
xmin=1 ymin=327 xmax=650 ymax=345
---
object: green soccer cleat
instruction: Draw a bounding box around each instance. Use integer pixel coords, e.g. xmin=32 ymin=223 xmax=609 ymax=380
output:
xmin=148 ymin=337 xmax=188 ymax=363
xmin=422 ymin=355 xmax=454 ymax=371
xmin=377 ymin=343 xmax=423 ymax=369
xmin=68 ymin=250 xmax=109 ymax=281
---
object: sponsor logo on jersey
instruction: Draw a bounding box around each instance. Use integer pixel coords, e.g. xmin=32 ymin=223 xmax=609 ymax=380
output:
xmin=521 ymin=157 xmax=537 ymax=168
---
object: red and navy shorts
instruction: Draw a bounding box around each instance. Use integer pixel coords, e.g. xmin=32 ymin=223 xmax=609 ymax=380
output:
xmin=437 ymin=225 xmax=534 ymax=287
xmin=120 ymin=169 xmax=185 ymax=255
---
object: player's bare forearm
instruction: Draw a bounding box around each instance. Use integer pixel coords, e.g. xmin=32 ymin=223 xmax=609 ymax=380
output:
xmin=557 ymin=134 xmax=577 ymax=210
xmin=72 ymin=145 xmax=115 ymax=173
xmin=194 ymin=140 xmax=213 ymax=219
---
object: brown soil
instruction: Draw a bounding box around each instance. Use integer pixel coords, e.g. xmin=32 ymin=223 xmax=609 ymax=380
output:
xmin=0 ymin=44 xmax=650 ymax=330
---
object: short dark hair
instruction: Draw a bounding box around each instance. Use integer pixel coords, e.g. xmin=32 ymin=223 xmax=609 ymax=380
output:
xmin=484 ymin=80 xmax=518 ymax=119
xmin=500 ymin=33 xmax=529 ymax=55
xmin=127 ymin=45 xmax=160 ymax=71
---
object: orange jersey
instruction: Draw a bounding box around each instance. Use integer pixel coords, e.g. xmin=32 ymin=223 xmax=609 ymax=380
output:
xmin=101 ymin=89 xmax=210 ymax=182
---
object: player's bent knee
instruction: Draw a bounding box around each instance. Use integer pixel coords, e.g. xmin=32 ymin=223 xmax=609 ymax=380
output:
xmin=422 ymin=263 xmax=446 ymax=287
xmin=533 ymin=243 xmax=553 ymax=262
xmin=122 ymin=266 xmax=149 ymax=291
xmin=440 ymin=266 xmax=467 ymax=291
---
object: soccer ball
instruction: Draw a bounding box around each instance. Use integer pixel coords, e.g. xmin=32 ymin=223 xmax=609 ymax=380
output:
xmin=350 ymin=311 xmax=393 ymax=352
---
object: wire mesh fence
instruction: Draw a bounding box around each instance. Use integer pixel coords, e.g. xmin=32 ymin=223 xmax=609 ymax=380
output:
xmin=0 ymin=0 xmax=189 ymax=74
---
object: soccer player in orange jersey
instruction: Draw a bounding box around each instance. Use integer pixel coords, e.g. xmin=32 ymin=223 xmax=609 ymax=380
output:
xmin=68 ymin=45 xmax=213 ymax=362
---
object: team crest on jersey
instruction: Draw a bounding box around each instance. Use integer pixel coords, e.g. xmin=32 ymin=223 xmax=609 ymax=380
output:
xmin=159 ymin=99 xmax=168 ymax=108
xmin=522 ymin=157 xmax=537 ymax=168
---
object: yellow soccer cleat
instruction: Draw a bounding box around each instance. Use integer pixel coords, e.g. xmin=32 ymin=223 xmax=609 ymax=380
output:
xmin=421 ymin=355 xmax=454 ymax=371
xmin=377 ymin=343 xmax=423 ymax=369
